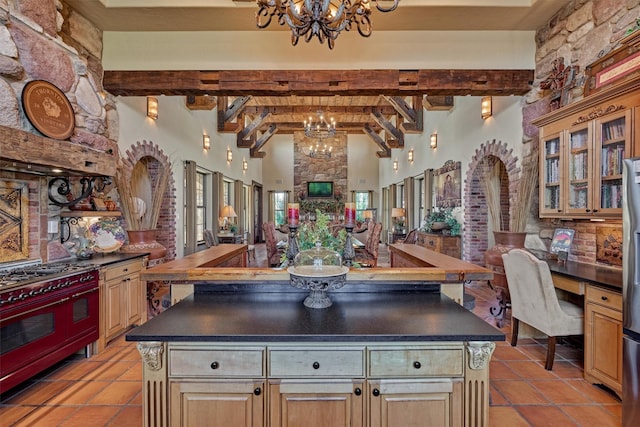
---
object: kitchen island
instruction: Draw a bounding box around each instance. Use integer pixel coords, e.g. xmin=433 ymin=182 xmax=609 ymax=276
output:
xmin=128 ymin=277 xmax=502 ymax=427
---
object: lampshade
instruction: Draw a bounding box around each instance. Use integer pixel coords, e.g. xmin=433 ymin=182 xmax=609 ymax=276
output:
xmin=220 ymin=205 xmax=237 ymax=218
xmin=391 ymin=208 xmax=405 ymax=218
xmin=363 ymin=210 xmax=373 ymax=219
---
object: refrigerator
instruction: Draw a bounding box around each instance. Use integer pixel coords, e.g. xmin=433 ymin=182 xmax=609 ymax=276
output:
xmin=623 ymin=158 xmax=640 ymax=426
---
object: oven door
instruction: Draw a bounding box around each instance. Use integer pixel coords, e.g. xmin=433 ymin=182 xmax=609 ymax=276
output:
xmin=64 ymin=284 xmax=99 ymax=343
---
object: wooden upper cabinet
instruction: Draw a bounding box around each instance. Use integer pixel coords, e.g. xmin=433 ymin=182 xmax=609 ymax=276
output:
xmin=533 ymin=76 xmax=640 ymax=219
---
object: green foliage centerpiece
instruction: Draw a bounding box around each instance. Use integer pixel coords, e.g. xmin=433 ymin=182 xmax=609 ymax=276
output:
xmin=296 ymin=209 xmax=347 ymax=254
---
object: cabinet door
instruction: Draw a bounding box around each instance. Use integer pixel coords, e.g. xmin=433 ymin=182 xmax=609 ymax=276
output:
xmin=368 ymin=379 xmax=462 ymax=427
xmin=269 ymin=380 xmax=364 ymax=427
xmin=565 ymin=123 xmax=594 ymax=215
xmin=125 ymin=273 xmax=142 ymax=326
xmin=540 ymin=132 xmax=565 ymax=217
xmin=104 ymin=279 xmax=124 ymax=340
xmin=593 ymin=110 xmax=630 ymax=216
xmin=585 ymin=301 xmax=623 ymax=395
xmin=170 ymin=380 xmax=265 ymax=427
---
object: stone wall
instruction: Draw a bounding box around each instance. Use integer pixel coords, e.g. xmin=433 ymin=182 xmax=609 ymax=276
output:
xmin=0 ymin=0 xmax=119 ymax=262
xmin=521 ymin=0 xmax=638 ymax=265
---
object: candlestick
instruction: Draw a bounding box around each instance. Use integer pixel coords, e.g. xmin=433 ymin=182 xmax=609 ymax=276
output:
xmin=343 ymin=225 xmax=355 ymax=267
xmin=344 ymin=202 xmax=356 ymax=226
xmin=287 ymin=203 xmax=299 ymax=226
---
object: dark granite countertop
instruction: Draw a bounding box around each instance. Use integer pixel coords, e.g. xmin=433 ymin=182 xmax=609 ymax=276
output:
xmin=126 ymin=289 xmax=504 ymax=343
xmin=82 ymin=252 xmax=148 ymax=268
xmin=545 ymin=259 xmax=622 ymax=291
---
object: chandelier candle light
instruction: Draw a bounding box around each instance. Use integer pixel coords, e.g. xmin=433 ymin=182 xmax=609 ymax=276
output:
xmin=256 ymin=0 xmax=399 ymax=49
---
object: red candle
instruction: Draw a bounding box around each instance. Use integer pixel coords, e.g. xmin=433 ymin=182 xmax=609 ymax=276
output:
xmin=345 ymin=202 xmax=356 ymax=226
xmin=287 ymin=203 xmax=299 ymax=226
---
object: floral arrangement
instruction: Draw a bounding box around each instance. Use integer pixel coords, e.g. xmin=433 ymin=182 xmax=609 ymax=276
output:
xmin=421 ymin=207 xmax=461 ymax=236
xmin=296 ymin=210 xmax=346 ymax=253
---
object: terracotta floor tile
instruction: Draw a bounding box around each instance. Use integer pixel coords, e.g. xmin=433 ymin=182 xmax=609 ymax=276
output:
xmin=58 ymin=405 xmax=121 ymax=427
xmin=0 ymin=405 xmax=37 ymax=426
xmin=4 ymin=380 xmax=72 ymax=405
xmin=566 ymin=380 xmax=621 ymax=404
xmin=88 ymin=381 xmax=141 ymax=405
xmin=489 ymin=406 xmax=530 ymax=427
xmin=492 ymin=345 xmax=529 ymax=361
xmin=11 ymin=405 xmax=78 ymax=427
xmin=490 ymin=361 xmax=520 ymax=380
xmin=603 ymin=403 xmax=623 ymax=418
xmin=83 ymin=361 xmax=138 ymax=381
xmin=489 ymin=384 xmax=509 ymax=406
xmin=45 ymin=360 xmax=106 ymax=381
xmin=504 ymin=361 xmax=557 ymax=380
xmin=549 ymin=361 xmax=584 ymax=379
xmin=517 ymin=405 xmax=579 ymax=426
xmin=46 ymin=380 xmax=110 ymax=405
xmin=117 ymin=362 xmax=142 ymax=381
xmin=516 ymin=344 xmax=548 ymax=362
xmin=530 ymin=380 xmax=593 ymax=404
xmin=560 ymin=405 xmax=622 ymax=427
xmin=107 ymin=406 xmax=143 ymax=427
xmin=491 ymin=380 xmax=550 ymax=405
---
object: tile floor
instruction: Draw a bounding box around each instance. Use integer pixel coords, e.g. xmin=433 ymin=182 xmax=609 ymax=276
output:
xmin=0 ymin=243 xmax=622 ymax=426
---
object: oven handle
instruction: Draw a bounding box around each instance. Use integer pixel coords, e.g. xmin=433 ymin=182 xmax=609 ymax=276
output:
xmin=71 ymin=287 xmax=99 ymax=299
xmin=2 ymin=297 xmax=70 ymax=322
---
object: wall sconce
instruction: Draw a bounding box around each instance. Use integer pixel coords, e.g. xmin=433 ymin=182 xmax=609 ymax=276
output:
xmin=481 ymin=96 xmax=492 ymax=119
xmin=147 ymin=96 xmax=158 ymax=120
xmin=408 ymin=148 xmax=414 ymax=164
xmin=430 ymin=133 xmax=438 ymax=149
xmin=242 ymin=158 xmax=248 ymax=173
xmin=226 ymin=147 xmax=233 ymax=163
xmin=203 ymin=134 xmax=210 ymax=150
xmin=393 ymin=158 xmax=398 ymax=173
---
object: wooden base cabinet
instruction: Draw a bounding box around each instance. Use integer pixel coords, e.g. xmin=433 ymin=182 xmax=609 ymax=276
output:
xmin=584 ymin=285 xmax=623 ymax=397
xmin=141 ymin=341 xmax=495 ymax=427
xmin=98 ymin=258 xmax=145 ymax=352
xmin=416 ymin=232 xmax=461 ymax=259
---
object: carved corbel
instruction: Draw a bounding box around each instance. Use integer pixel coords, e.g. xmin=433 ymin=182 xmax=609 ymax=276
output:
xmin=466 ymin=341 xmax=496 ymax=370
xmin=137 ymin=341 xmax=164 ymax=371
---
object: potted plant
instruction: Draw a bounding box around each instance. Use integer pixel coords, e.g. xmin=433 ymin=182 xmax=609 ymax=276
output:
xmin=421 ymin=207 xmax=461 ymax=236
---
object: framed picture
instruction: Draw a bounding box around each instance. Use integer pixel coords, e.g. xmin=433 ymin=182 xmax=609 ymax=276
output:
xmin=434 ymin=160 xmax=461 ymax=208
xmin=549 ymin=228 xmax=575 ymax=254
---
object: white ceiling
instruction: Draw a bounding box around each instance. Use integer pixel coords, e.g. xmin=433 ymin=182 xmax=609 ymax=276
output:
xmin=64 ymin=0 xmax=570 ymax=32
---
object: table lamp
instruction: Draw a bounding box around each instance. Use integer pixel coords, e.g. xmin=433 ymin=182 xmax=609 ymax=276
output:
xmin=220 ymin=205 xmax=237 ymax=231
xmin=391 ymin=207 xmax=405 ymax=232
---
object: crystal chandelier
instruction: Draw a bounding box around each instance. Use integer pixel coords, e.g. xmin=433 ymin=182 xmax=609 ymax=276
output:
xmin=302 ymin=111 xmax=336 ymax=159
xmin=256 ymin=0 xmax=399 ymax=50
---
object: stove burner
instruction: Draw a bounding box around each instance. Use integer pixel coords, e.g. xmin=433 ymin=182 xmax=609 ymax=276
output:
xmin=0 ymin=261 xmax=96 ymax=288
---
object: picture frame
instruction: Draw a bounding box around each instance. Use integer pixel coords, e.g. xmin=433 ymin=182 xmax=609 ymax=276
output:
xmin=434 ymin=160 xmax=461 ymax=208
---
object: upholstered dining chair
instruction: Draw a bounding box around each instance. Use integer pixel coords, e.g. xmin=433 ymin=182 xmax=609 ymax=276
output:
xmin=501 ymin=249 xmax=584 ymax=370
xmin=203 ymin=230 xmax=217 ymax=248
xmin=262 ymin=222 xmax=282 ymax=267
xmin=403 ymin=228 xmax=419 ymax=244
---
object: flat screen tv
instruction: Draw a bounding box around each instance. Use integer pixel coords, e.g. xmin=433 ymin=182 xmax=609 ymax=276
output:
xmin=307 ymin=181 xmax=333 ymax=198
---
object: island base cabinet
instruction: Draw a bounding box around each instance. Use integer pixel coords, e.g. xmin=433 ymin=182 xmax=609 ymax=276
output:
xmin=368 ymin=379 xmax=463 ymax=427
xmin=268 ymin=380 xmax=364 ymax=427
xmin=169 ymin=380 xmax=265 ymax=427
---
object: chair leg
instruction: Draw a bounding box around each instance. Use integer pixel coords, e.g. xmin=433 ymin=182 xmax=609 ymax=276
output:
xmin=510 ymin=317 xmax=519 ymax=347
xmin=545 ymin=336 xmax=557 ymax=370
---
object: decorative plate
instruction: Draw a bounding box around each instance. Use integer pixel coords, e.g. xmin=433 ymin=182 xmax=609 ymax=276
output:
xmin=21 ymin=80 xmax=75 ymax=140
xmin=88 ymin=219 xmax=126 ymax=253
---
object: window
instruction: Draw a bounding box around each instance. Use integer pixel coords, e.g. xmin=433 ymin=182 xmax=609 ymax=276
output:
xmin=354 ymin=191 xmax=370 ymax=222
xmin=223 ymin=179 xmax=232 ymax=207
xmin=273 ymin=191 xmax=288 ymax=226
xmin=416 ymin=177 xmax=425 ymax=227
xmin=195 ymin=171 xmax=206 ymax=243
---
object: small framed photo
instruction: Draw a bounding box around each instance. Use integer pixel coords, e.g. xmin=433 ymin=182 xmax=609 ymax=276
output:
xmin=549 ymin=228 xmax=575 ymax=254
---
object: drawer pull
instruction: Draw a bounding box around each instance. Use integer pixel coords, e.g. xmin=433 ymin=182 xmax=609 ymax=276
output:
xmin=413 ymin=361 xmax=421 ymax=369
xmin=428 ymin=241 xmax=435 ymax=245
xmin=312 ymin=361 xmax=320 ymax=369
xmin=372 ymin=388 xmax=380 ymax=397
xmin=601 ymin=296 xmax=608 ymax=301
xmin=210 ymin=361 xmax=220 ymax=370
xmin=354 ymin=387 xmax=362 ymax=396
xmin=254 ymin=387 xmax=261 ymax=396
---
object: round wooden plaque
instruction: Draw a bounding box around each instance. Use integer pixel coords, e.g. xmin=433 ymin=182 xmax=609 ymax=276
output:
xmin=22 ymin=80 xmax=75 ymax=140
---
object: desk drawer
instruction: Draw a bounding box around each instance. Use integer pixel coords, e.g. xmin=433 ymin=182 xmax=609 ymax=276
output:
xmin=104 ymin=260 xmax=142 ymax=281
xmin=586 ymin=286 xmax=622 ymax=312
xmin=368 ymin=347 xmax=464 ymax=377
xmin=269 ymin=348 xmax=365 ymax=378
xmin=169 ymin=347 xmax=265 ymax=378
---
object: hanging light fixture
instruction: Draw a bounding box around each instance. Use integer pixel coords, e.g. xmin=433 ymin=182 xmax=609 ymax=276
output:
xmin=301 ymin=111 xmax=336 ymax=159
xmin=256 ymin=0 xmax=399 ymax=50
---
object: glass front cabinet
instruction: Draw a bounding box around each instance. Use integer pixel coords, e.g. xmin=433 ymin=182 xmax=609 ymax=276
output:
xmin=535 ymin=83 xmax=637 ymax=220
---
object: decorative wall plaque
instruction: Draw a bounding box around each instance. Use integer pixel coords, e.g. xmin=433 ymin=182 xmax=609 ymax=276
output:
xmin=21 ymin=80 xmax=75 ymax=140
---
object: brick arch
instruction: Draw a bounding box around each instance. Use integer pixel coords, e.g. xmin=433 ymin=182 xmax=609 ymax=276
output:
xmin=463 ymin=139 xmax=520 ymax=265
xmin=120 ymin=140 xmax=176 ymax=262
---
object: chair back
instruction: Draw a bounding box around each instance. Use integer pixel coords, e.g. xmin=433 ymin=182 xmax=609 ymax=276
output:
xmin=403 ymin=228 xmax=419 ymax=244
xmin=502 ymin=249 xmax=581 ymax=335
xmin=203 ymin=230 xmax=217 ymax=248
xmin=262 ymin=222 xmax=280 ymax=266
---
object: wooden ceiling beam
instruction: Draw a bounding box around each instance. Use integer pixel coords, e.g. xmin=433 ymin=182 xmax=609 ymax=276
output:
xmin=217 ymin=95 xmax=252 ymax=132
xmin=383 ymin=95 xmax=423 ymax=134
xmin=371 ymin=109 xmax=404 ymax=148
xmin=363 ymin=124 xmax=391 ymax=158
xmin=241 ymin=105 xmax=398 ymax=115
xmin=104 ymin=69 xmax=533 ymax=96
xmin=250 ymin=124 xmax=278 ymax=158
xmin=237 ymin=108 xmax=271 ymax=147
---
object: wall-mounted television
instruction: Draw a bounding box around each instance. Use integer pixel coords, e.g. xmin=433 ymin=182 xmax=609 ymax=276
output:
xmin=307 ymin=181 xmax=334 ymax=198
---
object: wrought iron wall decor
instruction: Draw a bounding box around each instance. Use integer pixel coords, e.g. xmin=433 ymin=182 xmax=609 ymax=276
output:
xmin=48 ymin=176 xmax=112 ymax=208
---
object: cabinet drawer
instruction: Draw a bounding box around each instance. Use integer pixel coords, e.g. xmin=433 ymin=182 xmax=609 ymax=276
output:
xmin=269 ymin=348 xmax=365 ymax=378
xmin=104 ymin=260 xmax=142 ymax=282
xmin=586 ymin=286 xmax=622 ymax=312
xmin=170 ymin=347 xmax=265 ymax=378
xmin=368 ymin=347 xmax=464 ymax=377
